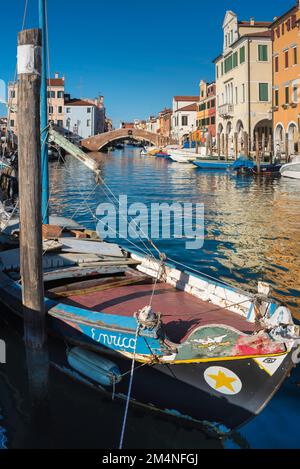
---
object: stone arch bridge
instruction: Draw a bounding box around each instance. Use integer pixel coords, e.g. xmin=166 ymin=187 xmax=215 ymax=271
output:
xmin=81 ymin=129 xmax=173 ymax=152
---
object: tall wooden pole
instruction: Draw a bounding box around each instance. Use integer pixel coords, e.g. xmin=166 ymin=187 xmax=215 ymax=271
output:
xmin=18 ymin=29 xmax=49 ymax=421
xmin=225 ymin=134 xmax=229 ymax=161
xmin=234 ymin=132 xmax=238 ymax=160
xmin=285 ymin=133 xmax=289 ymax=163
xmin=217 ymin=133 xmax=221 ymax=159
xmin=255 ymin=131 xmax=261 ymax=174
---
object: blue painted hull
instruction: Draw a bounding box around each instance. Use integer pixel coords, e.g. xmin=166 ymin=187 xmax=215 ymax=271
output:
xmin=193 ymin=160 xmax=232 ymax=170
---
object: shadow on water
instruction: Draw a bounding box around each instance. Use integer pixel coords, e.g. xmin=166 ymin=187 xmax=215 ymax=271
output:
xmin=1 ymin=147 xmax=300 ymax=448
xmin=0 ymin=312 xmax=223 ymax=449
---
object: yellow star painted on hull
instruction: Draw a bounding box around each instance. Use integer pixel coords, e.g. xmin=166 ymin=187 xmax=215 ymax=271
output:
xmin=208 ymin=370 xmax=237 ymax=392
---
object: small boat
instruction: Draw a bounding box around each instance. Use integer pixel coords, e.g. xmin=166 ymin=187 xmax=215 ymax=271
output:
xmin=231 ymin=158 xmax=282 ymax=176
xmin=280 ymin=156 xmax=300 ymax=180
xmin=193 ymin=159 xmax=233 ymax=170
xmin=168 ymin=152 xmax=196 ymax=164
xmin=155 ymin=151 xmax=170 ymax=158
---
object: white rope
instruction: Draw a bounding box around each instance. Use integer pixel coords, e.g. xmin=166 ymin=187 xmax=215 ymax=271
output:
xmin=119 ymin=324 xmax=140 ymax=450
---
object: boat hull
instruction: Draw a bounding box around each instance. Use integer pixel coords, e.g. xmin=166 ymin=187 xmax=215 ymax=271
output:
xmin=0 ymin=277 xmax=294 ymax=432
xmin=193 ymin=160 xmax=232 ymax=170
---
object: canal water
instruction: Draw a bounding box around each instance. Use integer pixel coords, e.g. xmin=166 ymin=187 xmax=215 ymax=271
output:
xmin=0 ymin=146 xmax=299 ymax=449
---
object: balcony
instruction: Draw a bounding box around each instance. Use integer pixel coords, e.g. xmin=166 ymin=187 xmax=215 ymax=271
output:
xmin=218 ymin=104 xmax=234 ymax=118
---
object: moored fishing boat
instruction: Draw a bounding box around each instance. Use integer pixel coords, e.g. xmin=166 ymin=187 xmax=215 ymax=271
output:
xmin=0 ymin=224 xmax=299 ymax=431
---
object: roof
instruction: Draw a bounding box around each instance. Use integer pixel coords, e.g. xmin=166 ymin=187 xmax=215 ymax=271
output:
xmin=270 ymin=5 xmax=297 ymax=27
xmin=66 ymin=99 xmax=95 ymax=107
xmin=47 ymin=78 xmax=64 ymax=87
xmin=245 ymin=30 xmax=272 ymax=38
xmin=213 ymin=29 xmax=272 ymax=62
xmin=174 ymin=96 xmax=200 ymax=102
xmin=238 ymin=21 xmax=272 ymax=27
xmin=176 ymin=103 xmax=198 ymax=112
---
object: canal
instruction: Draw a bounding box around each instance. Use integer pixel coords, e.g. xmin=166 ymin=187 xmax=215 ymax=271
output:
xmin=0 ymin=146 xmax=299 ymax=449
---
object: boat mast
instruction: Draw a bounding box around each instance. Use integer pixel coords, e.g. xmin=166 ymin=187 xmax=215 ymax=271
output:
xmin=39 ymin=0 xmax=49 ymax=224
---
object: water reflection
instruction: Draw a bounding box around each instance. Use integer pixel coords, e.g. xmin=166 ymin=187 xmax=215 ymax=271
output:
xmin=49 ymin=148 xmax=300 ymax=318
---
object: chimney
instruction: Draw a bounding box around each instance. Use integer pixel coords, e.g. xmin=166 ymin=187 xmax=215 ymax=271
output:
xmin=250 ymin=17 xmax=255 ymax=26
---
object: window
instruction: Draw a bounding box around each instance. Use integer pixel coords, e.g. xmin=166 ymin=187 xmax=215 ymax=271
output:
xmin=293 ymin=83 xmax=298 ymax=103
xmin=216 ymin=65 xmax=219 ymax=79
xmin=47 ymin=91 xmax=55 ymax=99
xmin=58 ymin=106 xmax=63 ymax=114
xmin=57 ymin=91 xmax=64 ymax=99
xmin=57 ymin=120 xmax=63 ymax=127
xmin=242 ymin=84 xmax=245 ymax=103
xmin=258 ymin=45 xmax=268 ymax=61
xmin=259 ymin=83 xmax=269 ymax=102
xmin=274 ymin=89 xmax=279 ymax=107
xmin=10 ymin=90 xmax=16 ymax=98
xmin=182 ymin=116 xmax=188 ymax=126
xmin=284 ymin=50 xmax=289 ymax=68
xmin=211 ymin=99 xmax=215 ymax=108
xmin=293 ymin=47 xmax=298 ymax=65
xmin=66 ymin=107 xmax=71 ymax=114
xmin=87 ymin=119 xmax=91 ymax=127
xmin=221 ymin=62 xmax=224 ymax=75
xmin=285 ymin=86 xmax=289 ymax=104
xmin=235 ymin=87 xmax=238 ymax=104
xmin=207 ymin=101 xmax=211 ymax=109
xmin=274 ymin=56 xmax=279 ymax=73
xmin=87 ymin=108 xmax=92 ymax=114
xmin=10 ymin=120 xmax=14 ymax=127
xmin=49 ymin=106 xmax=54 ymax=114
xmin=233 ymin=52 xmax=238 ymax=68
xmin=240 ymin=46 xmax=245 ymax=64
xmin=211 ymin=116 xmax=215 ymax=125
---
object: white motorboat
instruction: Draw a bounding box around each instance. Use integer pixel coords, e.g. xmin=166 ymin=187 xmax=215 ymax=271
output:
xmin=280 ymin=156 xmax=300 ymax=180
xmin=168 ymin=151 xmax=197 ymax=163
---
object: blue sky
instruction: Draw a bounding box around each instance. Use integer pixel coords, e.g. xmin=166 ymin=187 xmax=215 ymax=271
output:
xmin=0 ymin=0 xmax=295 ymax=125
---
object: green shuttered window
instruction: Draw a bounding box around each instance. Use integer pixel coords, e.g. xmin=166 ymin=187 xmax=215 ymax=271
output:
xmin=258 ymin=45 xmax=268 ymax=61
xmin=240 ymin=46 xmax=245 ymax=64
xmin=259 ymin=83 xmax=269 ymax=102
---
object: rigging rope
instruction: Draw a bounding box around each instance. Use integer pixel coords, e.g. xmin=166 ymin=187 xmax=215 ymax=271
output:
xmin=119 ymin=324 xmax=140 ymax=450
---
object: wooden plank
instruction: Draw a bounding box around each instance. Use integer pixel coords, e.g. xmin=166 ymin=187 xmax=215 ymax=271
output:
xmin=47 ymin=275 xmax=151 ymax=298
xmin=43 ymin=265 xmax=127 ymax=282
xmin=60 ymin=238 xmax=125 ymax=258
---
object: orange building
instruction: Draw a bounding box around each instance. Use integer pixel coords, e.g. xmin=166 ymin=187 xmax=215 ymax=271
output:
xmin=271 ymin=3 xmax=300 ymax=158
xmin=196 ymin=80 xmax=216 ymax=142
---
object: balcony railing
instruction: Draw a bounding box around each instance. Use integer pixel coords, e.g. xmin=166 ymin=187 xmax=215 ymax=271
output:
xmin=218 ymin=104 xmax=234 ymax=118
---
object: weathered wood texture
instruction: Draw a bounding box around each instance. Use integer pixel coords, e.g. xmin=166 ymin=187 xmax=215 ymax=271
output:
xmin=18 ymin=29 xmax=46 ymax=349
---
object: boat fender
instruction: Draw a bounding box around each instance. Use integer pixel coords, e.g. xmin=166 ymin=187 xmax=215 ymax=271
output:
xmin=67 ymin=347 xmax=122 ymax=387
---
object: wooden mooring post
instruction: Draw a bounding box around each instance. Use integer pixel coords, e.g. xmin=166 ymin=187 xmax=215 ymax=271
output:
xmin=18 ymin=28 xmax=49 ymax=406
xmin=255 ymin=131 xmax=261 ymax=174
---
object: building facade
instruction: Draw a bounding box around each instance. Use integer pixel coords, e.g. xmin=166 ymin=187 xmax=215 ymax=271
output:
xmin=214 ymin=12 xmax=273 ymax=156
xmin=197 ymin=81 xmax=216 ymax=140
xmin=171 ymin=96 xmax=199 ymax=143
xmin=158 ymin=108 xmax=172 ymax=138
xmin=8 ymin=72 xmax=65 ymax=135
xmin=64 ymin=98 xmax=105 ymax=140
xmin=271 ymin=3 xmax=300 ymax=159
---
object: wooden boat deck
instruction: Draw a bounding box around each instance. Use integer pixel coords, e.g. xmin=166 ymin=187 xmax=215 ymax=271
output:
xmin=61 ymin=281 xmax=254 ymax=343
